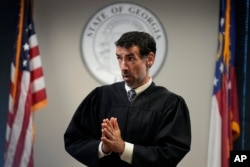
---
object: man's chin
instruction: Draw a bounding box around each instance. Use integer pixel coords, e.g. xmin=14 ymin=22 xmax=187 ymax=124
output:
xmin=124 ymin=80 xmax=135 ymax=88
xmin=124 ymin=79 xmax=132 ymax=85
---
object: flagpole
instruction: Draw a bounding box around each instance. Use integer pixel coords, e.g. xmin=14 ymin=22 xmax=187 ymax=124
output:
xmin=223 ymin=0 xmax=231 ymax=69
xmin=13 ymin=0 xmax=25 ymax=101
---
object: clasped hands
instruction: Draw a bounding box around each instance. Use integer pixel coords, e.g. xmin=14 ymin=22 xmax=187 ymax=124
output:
xmin=101 ymin=117 xmax=125 ymax=154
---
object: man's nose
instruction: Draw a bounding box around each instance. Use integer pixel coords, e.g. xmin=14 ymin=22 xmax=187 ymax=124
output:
xmin=120 ymin=60 xmax=128 ymax=70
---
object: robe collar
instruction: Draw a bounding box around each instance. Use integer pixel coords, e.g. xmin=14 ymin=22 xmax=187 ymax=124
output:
xmin=125 ymin=78 xmax=152 ymax=97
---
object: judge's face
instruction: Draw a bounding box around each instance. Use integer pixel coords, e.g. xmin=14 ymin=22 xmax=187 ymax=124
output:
xmin=116 ymin=45 xmax=155 ymax=88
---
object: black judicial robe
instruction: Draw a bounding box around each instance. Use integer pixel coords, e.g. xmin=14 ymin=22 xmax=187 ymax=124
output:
xmin=64 ymin=81 xmax=191 ymax=167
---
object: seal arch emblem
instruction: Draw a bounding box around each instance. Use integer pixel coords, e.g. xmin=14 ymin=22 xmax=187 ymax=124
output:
xmin=81 ymin=2 xmax=167 ymax=84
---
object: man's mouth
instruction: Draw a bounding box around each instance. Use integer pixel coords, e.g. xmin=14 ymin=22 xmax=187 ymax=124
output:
xmin=122 ymin=74 xmax=130 ymax=81
xmin=123 ymin=75 xmax=129 ymax=80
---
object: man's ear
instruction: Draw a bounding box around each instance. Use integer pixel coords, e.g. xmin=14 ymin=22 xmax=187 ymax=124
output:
xmin=146 ymin=52 xmax=155 ymax=68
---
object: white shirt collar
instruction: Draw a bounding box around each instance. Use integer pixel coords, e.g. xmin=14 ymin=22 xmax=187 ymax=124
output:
xmin=125 ymin=78 xmax=152 ymax=96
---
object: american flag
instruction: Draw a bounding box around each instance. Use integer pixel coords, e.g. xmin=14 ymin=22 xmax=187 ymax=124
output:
xmin=4 ymin=0 xmax=47 ymax=167
xmin=207 ymin=0 xmax=240 ymax=166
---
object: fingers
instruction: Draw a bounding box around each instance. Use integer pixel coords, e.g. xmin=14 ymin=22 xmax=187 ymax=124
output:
xmin=101 ymin=119 xmax=113 ymax=153
xmin=110 ymin=117 xmax=118 ymax=130
xmin=100 ymin=117 xmax=124 ymax=154
xmin=102 ymin=117 xmax=117 ymax=131
xmin=102 ymin=119 xmax=113 ymax=138
xmin=102 ymin=127 xmax=112 ymax=140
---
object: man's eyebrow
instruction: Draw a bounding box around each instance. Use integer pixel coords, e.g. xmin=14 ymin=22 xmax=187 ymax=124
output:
xmin=127 ymin=53 xmax=135 ymax=57
xmin=116 ymin=53 xmax=135 ymax=57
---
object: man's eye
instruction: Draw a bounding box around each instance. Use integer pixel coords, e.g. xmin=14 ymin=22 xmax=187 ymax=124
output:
xmin=128 ymin=57 xmax=134 ymax=61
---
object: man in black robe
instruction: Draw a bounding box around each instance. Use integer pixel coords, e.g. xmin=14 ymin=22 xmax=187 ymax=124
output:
xmin=64 ymin=31 xmax=191 ymax=167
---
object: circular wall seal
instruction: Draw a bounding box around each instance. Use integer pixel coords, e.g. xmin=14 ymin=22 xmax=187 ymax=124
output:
xmin=81 ymin=2 xmax=167 ymax=84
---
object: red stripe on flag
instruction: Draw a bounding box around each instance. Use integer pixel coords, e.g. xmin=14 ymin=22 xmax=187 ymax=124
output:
xmin=13 ymin=86 xmax=32 ymax=167
xmin=31 ymin=67 xmax=43 ymax=80
xmin=32 ymin=89 xmax=47 ymax=105
xmin=230 ymin=67 xmax=240 ymax=140
xmin=29 ymin=45 xmax=39 ymax=59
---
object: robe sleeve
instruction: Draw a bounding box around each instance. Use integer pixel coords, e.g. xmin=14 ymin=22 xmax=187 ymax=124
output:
xmin=132 ymin=94 xmax=191 ymax=167
xmin=64 ymin=88 xmax=102 ymax=167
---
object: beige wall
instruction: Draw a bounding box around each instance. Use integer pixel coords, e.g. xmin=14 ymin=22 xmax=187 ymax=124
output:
xmin=33 ymin=0 xmax=219 ymax=166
